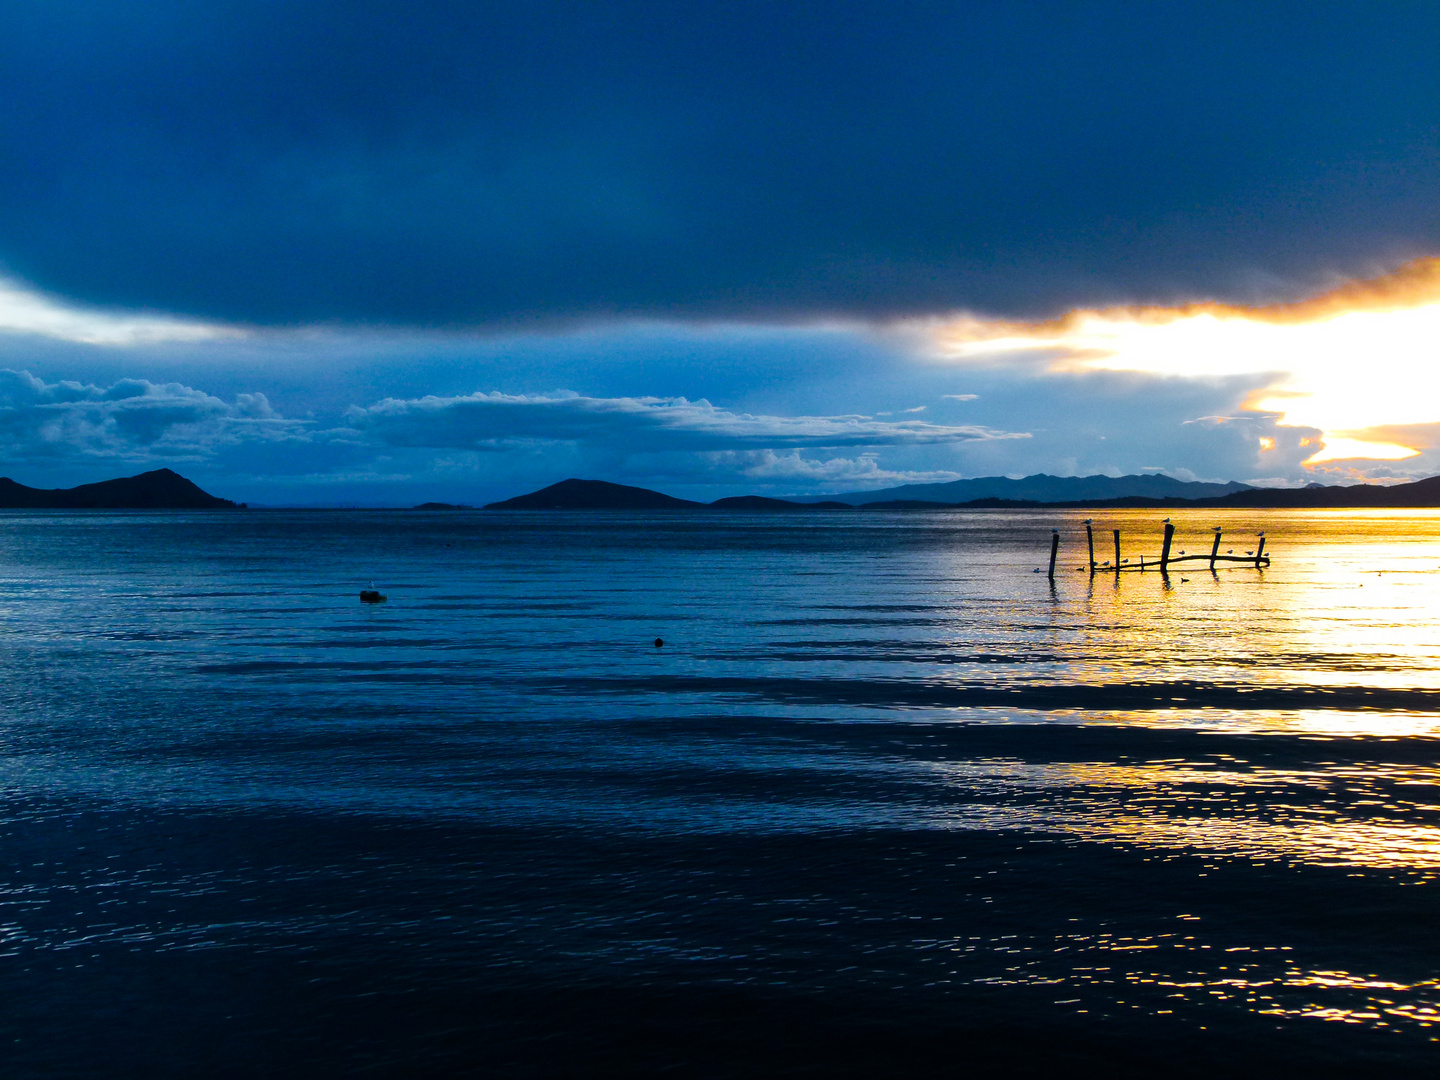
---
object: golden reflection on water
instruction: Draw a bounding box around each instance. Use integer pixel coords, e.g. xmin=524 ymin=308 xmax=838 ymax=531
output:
xmin=922 ymin=756 xmax=1440 ymax=869
xmin=1015 ymin=507 xmax=1440 ymax=708
xmin=927 ymin=925 xmax=1440 ymax=1034
xmin=914 ymin=511 xmax=1440 ymax=866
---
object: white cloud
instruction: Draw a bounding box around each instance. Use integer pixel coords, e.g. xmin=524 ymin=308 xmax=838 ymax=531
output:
xmin=0 ymin=369 xmax=305 ymax=463
xmin=0 ymin=278 xmax=237 ymax=346
xmin=342 ymin=390 xmax=1025 ymax=452
xmin=725 ymin=449 xmax=964 ymax=485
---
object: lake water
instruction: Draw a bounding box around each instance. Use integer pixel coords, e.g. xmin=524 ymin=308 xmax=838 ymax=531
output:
xmin=2 ymin=508 xmax=1439 ymax=1076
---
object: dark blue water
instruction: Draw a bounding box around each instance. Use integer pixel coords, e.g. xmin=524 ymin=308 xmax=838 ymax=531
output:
xmin=3 ymin=508 xmax=1439 ymax=1076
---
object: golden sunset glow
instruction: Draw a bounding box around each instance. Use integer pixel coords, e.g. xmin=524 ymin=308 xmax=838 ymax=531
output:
xmin=935 ymin=258 xmax=1440 ymax=465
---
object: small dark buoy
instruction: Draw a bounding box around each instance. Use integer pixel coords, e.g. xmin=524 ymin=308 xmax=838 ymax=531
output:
xmin=360 ymin=589 xmax=386 ymax=604
xmin=654 ymin=637 xmax=664 ymax=647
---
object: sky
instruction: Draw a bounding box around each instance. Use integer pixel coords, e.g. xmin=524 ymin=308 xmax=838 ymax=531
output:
xmin=1 ymin=0 xmax=1438 ymax=505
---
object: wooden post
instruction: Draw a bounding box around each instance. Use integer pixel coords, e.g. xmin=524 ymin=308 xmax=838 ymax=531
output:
xmin=1086 ymin=523 xmax=1095 ymax=573
xmin=1209 ymin=528 xmax=1222 ymax=570
xmin=1048 ymin=529 xmax=1059 ymax=579
xmin=1160 ymin=522 xmax=1175 ymax=569
xmin=1255 ymin=534 xmax=1266 ymax=566
xmin=1112 ymin=529 xmax=1121 ymax=572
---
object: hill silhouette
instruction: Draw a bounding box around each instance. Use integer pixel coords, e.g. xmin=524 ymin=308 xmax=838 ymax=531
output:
xmin=0 ymin=469 xmax=237 ymax=509
xmin=1203 ymin=474 xmax=1440 ymax=508
xmin=484 ymin=478 xmax=703 ymax=509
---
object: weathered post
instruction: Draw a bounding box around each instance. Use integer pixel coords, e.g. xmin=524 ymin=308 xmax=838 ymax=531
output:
xmin=1112 ymin=529 xmax=1121 ymax=572
xmin=1209 ymin=527 xmax=1222 ymax=570
xmin=1085 ymin=522 xmax=1096 ymax=573
xmin=1048 ymin=529 xmax=1059 ymax=580
xmin=1255 ymin=532 xmax=1266 ymax=566
xmin=1160 ymin=521 xmax=1175 ymax=569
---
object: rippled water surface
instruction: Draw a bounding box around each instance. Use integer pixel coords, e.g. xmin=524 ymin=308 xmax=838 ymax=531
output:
xmin=2 ymin=508 xmax=1439 ymax=1076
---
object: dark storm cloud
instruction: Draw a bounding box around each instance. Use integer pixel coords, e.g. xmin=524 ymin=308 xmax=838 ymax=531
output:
xmin=1 ymin=1 xmax=1437 ymax=327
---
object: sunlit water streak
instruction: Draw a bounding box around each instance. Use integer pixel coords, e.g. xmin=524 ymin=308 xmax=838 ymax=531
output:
xmin=1 ymin=507 xmax=1439 ymax=1075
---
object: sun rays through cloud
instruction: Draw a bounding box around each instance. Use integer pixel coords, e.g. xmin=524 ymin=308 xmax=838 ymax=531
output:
xmin=933 ymin=258 xmax=1440 ymax=467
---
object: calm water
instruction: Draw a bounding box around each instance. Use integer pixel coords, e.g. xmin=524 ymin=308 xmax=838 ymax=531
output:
xmin=2 ymin=508 xmax=1439 ymax=1076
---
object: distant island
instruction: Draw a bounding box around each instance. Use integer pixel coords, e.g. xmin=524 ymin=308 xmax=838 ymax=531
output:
xmin=484 ymin=474 xmax=1440 ymax=510
xmin=0 ymin=469 xmax=238 ymax=509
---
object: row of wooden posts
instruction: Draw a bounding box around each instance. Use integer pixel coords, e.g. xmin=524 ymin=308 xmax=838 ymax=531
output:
xmin=1047 ymin=521 xmax=1269 ymax=579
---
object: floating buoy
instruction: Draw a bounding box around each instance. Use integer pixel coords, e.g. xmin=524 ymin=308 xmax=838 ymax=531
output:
xmin=654 ymin=637 xmax=664 ymax=647
xmin=360 ymin=589 xmax=386 ymax=603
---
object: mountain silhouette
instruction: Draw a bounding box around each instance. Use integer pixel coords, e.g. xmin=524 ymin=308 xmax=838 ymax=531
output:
xmin=787 ymin=473 xmax=1253 ymax=505
xmin=0 ymin=469 xmax=238 ymax=509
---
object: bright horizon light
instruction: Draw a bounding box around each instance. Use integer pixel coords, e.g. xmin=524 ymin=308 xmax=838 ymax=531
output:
xmin=933 ymin=258 xmax=1440 ymax=466
xmin=0 ymin=277 xmax=238 ymax=346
